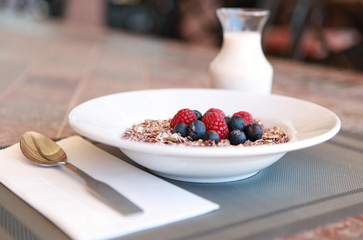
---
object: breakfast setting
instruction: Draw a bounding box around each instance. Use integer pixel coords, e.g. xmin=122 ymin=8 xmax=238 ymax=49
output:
xmin=0 ymin=1 xmax=362 ymax=240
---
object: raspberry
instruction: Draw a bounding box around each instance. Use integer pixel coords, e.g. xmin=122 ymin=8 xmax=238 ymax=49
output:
xmin=233 ymin=111 xmax=253 ymax=125
xmin=170 ymin=108 xmax=197 ymax=128
xmin=205 ymin=108 xmax=225 ymax=118
xmin=201 ymin=112 xmax=229 ymax=139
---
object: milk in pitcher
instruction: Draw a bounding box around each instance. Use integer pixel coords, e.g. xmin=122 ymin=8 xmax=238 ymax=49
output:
xmin=209 ymin=8 xmax=273 ymax=94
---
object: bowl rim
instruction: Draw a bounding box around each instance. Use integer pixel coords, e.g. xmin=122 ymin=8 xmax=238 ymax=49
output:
xmin=69 ymin=88 xmax=341 ymax=158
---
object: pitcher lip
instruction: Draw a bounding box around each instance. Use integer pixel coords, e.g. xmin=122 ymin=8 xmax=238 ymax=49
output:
xmin=217 ymin=8 xmax=270 ymax=16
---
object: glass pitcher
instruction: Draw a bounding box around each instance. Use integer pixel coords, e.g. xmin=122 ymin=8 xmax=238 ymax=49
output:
xmin=209 ymin=8 xmax=273 ymax=94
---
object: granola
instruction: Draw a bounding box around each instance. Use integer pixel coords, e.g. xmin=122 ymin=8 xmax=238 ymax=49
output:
xmin=122 ymin=119 xmax=289 ymax=147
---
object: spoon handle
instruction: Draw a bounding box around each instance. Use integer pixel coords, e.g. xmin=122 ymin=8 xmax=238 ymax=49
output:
xmin=63 ymin=162 xmax=143 ymax=216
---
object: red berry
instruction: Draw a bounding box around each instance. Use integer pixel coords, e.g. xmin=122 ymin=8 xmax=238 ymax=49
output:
xmin=233 ymin=111 xmax=253 ymax=125
xmin=170 ymin=108 xmax=197 ymax=128
xmin=205 ymin=108 xmax=225 ymax=118
xmin=202 ymin=112 xmax=229 ymax=139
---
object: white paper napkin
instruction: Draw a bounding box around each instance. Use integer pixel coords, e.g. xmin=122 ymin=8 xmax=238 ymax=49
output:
xmin=0 ymin=136 xmax=219 ymax=240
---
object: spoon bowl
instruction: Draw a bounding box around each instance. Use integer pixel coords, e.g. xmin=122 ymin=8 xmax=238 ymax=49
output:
xmin=20 ymin=131 xmax=66 ymax=166
xmin=19 ymin=131 xmax=143 ymax=215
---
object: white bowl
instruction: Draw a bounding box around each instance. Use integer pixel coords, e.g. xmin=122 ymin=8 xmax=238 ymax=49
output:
xmin=69 ymin=89 xmax=341 ymax=183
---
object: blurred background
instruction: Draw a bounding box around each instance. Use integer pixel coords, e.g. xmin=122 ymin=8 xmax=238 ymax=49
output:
xmin=1 ymin=0 xmax=361 ymax=71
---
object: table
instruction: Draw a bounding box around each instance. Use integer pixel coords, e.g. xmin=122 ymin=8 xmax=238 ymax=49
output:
xmin=1 ymin=11 xmax=363 ymax=240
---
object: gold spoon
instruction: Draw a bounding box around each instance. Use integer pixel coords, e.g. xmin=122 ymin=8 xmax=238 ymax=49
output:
xmin=20 ymin=131 xmax=143 ymax=216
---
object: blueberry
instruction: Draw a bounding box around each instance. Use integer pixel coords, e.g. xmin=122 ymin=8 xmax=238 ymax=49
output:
xmin=224 ymin=116 xmax=231 ymax=125
xmin=244 ymin=123 xmax=263 ymax=142
xmin=193 ymin=110 xmax=202 ymax=120
xmin=203 ymin=130 xmax=220 ymax=144
xmin=228 ymin=130 xmax=247 ymax=145
xmin=227 ymin=115 xmax=246 ymax=132
xmin=188 ymin=120 xmax=206 ymax=140
xmin=173 ymin=122 xmax=188 ymax=137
